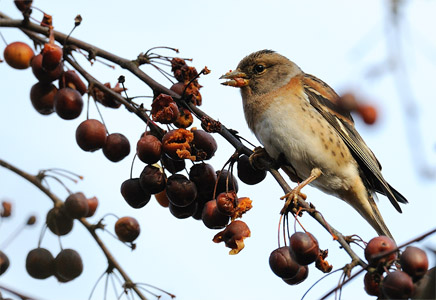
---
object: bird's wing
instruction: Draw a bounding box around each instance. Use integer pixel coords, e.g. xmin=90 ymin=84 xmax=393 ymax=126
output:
xmin=301 ymin=74 xmax=407 ymax=212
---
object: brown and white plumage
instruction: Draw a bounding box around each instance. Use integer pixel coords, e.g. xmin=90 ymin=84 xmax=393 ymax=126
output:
xmin=221 ymin=50 xmax=407 ymax=239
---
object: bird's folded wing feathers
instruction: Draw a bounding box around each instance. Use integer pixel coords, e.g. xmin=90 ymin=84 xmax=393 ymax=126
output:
xmin=302 ymin=75 xmax=407 ymax=212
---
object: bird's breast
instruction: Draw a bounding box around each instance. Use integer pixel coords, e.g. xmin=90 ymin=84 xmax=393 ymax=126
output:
xmin=248 ymin=91 xmax=360 ymax=196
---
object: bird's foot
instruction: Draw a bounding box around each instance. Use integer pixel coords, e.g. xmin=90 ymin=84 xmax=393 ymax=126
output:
xmin=280 ymin=168 xmax=322 ymax=214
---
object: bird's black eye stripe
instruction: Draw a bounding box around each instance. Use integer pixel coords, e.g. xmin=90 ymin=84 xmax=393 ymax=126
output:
xmin=254 ymin=64 xmax=265 ymax=73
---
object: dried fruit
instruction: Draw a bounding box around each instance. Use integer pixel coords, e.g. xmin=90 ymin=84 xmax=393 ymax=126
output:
xmin=162 ymin=129 xmax=194 ymax=160
xmin=120 ymin=178 xmax=151 ymax=208
xmin=161 ymin=154 xmax=185 ymax=174
xmin=212 ymin=220 xmax=251 ymax=254
xmin=26 ymin=248 xmax=55 ymax=279
xmin=3 ymin=41 xmax=34 ymax=69
xmin=216 ymin=191 xmax=237 ymax=216
xmin=289 ymin=232 xmax=319 ymax=265
xmin=151 ymin=94 xmax=179 ymax=124
xmin=115 ymin=216 xmax=140 ymax=242
xmin=54 ymin=249 xmax=83 ymax=282
xmin=75 ymin=119 xmax=107 ymax=152
xmin=173 ymin=107 xmax=193 ymax=128
xmin=92 ymin=82 xmax=123 ymax=108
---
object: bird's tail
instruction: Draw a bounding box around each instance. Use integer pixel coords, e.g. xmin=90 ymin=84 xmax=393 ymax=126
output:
xmin=365 ymin=195 xmax=394 ymax=240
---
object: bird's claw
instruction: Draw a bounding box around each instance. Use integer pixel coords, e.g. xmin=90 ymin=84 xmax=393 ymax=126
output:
xmin=280 ymin=189 xmax=307 ymax=214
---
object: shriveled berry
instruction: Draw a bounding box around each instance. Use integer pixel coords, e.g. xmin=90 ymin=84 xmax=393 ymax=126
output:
xmin=64 ymin=192 xmax=89 ymax=219
xmin=151 ymin=94 xmax=179 ymax=124
xmin=46 ymin=206 xmax=73 ymax=236
xmin=165 ymin=174 xmax=197 ymax=207
xmin=75 ymin=119 xmax=107 ymax=152
xmin=103 ymin=133 xmax=130 ymax=162
xmin=289 ymin=232 xmax=319 ymax=265
xmin=54 ymin=249 xmax=83 ymax=282
xmin=139 ymin=165 xmax=166 ymax=194
xmin=26 ymin=248 xmax=55 ymax=279
xmin=365 ymin=236 xmax=397 ymax=266
xmin=213 ymin=220 xmax=251 ymax=254
xmin=237 ymin=154 xmax=267 ymax=185
xmin=216 ymin=191 xmax=237 ymax=216
xmin=202 ymin=200 xmax=229 ymax=229
xmin=382 ymin=270 xmax=414 ymax=299
xmin=162 ymin=129 xmax=194 ymax=160
xmin=400 ymin=246 xmax=429 ymax=281
xmin=120 ymin=178 xmax=151 ymax=208
xmin=268 ymin=246 xmax=300 ymax=279
xmin=173 ymin=107 xmax=193 ymax=128
xmin=115 ymin=216 xmax=140 ymax=242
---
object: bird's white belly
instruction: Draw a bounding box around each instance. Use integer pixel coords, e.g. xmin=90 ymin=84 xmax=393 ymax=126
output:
xmin=252 ymin=102 xmax=359 ymax=196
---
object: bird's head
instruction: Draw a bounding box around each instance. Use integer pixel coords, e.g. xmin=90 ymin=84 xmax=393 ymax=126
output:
xmin=220 ymin=50 xmax=302 ymax=97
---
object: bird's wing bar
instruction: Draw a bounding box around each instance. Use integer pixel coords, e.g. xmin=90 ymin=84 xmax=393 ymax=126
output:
xmin=303 ymin=81 xmax=405 ymax=212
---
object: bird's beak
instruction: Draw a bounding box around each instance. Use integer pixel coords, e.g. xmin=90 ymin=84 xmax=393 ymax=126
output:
xmin=220 ymin=70 xmax=249 ymax=87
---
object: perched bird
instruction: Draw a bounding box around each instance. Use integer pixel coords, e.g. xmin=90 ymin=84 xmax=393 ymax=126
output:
xmin=220 ymin=50 xmax=407 ymax=239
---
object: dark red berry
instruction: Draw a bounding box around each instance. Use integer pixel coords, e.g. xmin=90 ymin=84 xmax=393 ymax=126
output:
xmin=54 ymin=249 xmax=83 ymax=282
xmin=75 ymin=119 xmax=107 ymax=152
xmin=201 ymin=200 xmax=230 ymax=229
xmin=400 ymin=246 xmax=429 ymax=281
xmin=269 ymin=246 xmax=300 ymax=279
xmin=46 ymin=206 xmax=74 ymax=236
xmin=237 ymin=154 xmax=267 ymax=185
xmin=103 ymin=133 xmax=130 ymax=162
xmin=365 ymin=236 xmax=398 ymax=266
xmin=26 ymin=248 xmax=55 ymax=279
xmin=120 ymin=178 xmax=151 ymax=208
xmin=139 ymin=165 xmax=166 ymax=194
xmin=289 ymin=232 xmax=319 ymax=265
xmin=283 ymin=265 xmax=308 ymax=285
xmin=382 ymin=270 xmax=414 ymax=299
xmin=115 ymin=216 xmax=140 ymax=242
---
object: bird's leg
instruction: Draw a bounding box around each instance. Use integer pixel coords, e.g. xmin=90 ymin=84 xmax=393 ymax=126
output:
xmin=280 ymin=168 xmax=322 ymax=214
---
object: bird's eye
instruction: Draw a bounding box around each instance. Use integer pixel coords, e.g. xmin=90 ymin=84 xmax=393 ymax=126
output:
xmin=254 ymin=64 xmax=265 ymax=74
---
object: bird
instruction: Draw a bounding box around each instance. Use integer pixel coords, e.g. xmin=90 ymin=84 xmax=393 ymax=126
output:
xmin=220 ymin=50 xmax=408 ymax=239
